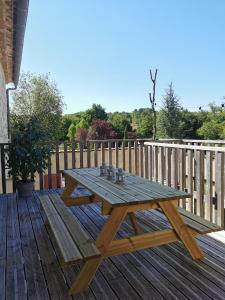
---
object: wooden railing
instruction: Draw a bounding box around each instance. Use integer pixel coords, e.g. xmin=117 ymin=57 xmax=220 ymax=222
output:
xmin=1 ymin=139 xmax=225 ymax=227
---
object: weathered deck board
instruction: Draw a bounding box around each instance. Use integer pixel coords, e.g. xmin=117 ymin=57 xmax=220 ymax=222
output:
xmin=1 ymin=190 xmax=225 ymax=299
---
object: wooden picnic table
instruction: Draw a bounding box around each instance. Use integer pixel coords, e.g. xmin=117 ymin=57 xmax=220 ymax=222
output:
xmin=59 ymin=167 xmax=211 ymax=294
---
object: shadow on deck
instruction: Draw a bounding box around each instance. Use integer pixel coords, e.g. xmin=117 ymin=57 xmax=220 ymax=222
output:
xmin=1 ymin=190 xmax=225 ymax=300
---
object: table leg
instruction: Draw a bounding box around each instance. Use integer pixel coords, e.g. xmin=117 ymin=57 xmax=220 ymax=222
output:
xmin=69 ymin=206 xmax=128 ymax=294
xmin=69 ymin=258 xmax=102 ymax=295
xmin=61 ymin=176 xmax=78 ymax=202
xmin=128 ymin=212 xmax=142 ymax=235
xmin=159 ymin=201 xmax=204 ymax=260
xmin=96 ymin=206 xmax=128 ymax=252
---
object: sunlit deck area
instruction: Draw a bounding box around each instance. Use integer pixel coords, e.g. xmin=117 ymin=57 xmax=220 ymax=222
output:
xmin=1 ymin=190 xmax=225 ymax=300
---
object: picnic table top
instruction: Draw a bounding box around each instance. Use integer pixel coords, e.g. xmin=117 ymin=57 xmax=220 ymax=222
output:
xmin=64 ymin=168 xmax=191 ymax=207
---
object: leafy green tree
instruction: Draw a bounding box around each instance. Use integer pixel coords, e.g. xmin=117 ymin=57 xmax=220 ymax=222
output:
xmin=11 ymin=72 xmax=65 ymax=142
xmin=179 ymin=110 xmax=207 ymax=139
xmin=67 ymin=123 xmax=77 ymax=141
xmin=197 ymin=120 xmax=225 ymax=139
xmin=136 ymin=113 xmax=153 ymax=138
xmin=109 ymin=112 xmax=132 ymax=138
xmin=197 ymin=104 xmax=225 ymax=139
xmin=79 ymin=104 xmax=107 ymax=128
xmin=157 ymin=83 xmax=182 ymax=138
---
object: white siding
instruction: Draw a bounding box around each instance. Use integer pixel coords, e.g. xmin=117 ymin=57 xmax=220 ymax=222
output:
xmin=0 ymin=63 xmax=8 ymax=143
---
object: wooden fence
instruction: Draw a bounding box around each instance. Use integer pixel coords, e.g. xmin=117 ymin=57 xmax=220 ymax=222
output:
xmin=1 ymin=139 xmax=225 ymax=227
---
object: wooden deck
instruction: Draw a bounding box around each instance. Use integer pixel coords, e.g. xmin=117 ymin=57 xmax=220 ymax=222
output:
xmin=1 ymin=191 xmax=225 ymax=300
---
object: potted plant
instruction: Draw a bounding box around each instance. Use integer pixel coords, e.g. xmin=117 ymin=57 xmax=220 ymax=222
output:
xmin=8 ymin=116 xmax=52 ymax=197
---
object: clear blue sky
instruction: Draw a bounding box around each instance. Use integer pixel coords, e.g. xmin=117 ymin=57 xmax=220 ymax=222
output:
xmin=21 ymin=0 xmax=225 ymax=114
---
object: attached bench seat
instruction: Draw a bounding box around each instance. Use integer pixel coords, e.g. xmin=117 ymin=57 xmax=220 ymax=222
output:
xmin=178 ymin=208 xmax=221 ymax=234
xmin=39 ymin=193 xmax=100 ymax=266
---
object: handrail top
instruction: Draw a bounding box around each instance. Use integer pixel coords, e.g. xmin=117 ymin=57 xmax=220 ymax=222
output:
xmin=144 ymin=141 xmax=225 ymax=152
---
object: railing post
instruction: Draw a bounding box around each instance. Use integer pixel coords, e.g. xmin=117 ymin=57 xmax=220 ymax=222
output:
xmin=72 ymin=139 xmax=76 ymax=169
xmin=64 ymin=141 xmax=68 ymax=170
xmin=115 ymin=141 xmax=119 ymax=168
xmin=108 ymin=141 xmax=112 ymax=165
xmin=134 ymin=140 xmax=138 ymax=175
xmin=165 ymin=147 xmax=171 ymax=187
xmin=0 ymin=144 xmax=6 ymax=194
xmin=187 ymin=149 xmax=193 ymax=212
xmin=205 ymin=151 xmax=212 ymax=221
xmin=94 ymin=142 xmax=98 ymax=167
xmin=144 ymin=145 xmax=149 ymax=179
xmin=47 ymin=155 xmax=52 ymax=189
xmin=87 ymin=141 xmax=91 ymax=167
xmin=196 ymin=150 xmax=204 ymax=217
xmin=122 ymin=141 xmax=125 ymax=170
xmin=215 ymin=152 xmax=224 ymax=228
xmin=79 ymin=142 xmax=84 ymax=168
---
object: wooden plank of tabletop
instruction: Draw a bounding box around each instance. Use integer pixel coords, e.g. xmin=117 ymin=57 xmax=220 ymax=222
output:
xmin=82 ymin=168 xmax=163 ymax=202
xmin=64 ymin=170 xmax=126 ymax=205
xmin=78 ymin=167 xmax=190 ymax=199
xmin=76 ymin=169 xmax=148 ymax=203
xmin=74 ymin=168 xmax=190 ymax=204
xmin=125 ymin=173 xmax=190 ymax=199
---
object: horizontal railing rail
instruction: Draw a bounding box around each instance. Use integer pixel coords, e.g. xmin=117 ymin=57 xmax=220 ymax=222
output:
xmin=1 ymin=138 xmax=225 ymax=228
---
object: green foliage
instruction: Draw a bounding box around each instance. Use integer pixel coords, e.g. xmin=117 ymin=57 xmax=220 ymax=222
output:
xmin=135 ymin=110 xmax=153 ymax=138
xmin=8 ymin=116 xmax=52 ymax=182
xmin=157 ymin=83 xmax=182 ymax=138
xmin=11 ymin=72 xmax=65 ymax=142
xmin=67 ymin=123 xmax=77 ymax=141
xmin=197 ymin=104 xmax=225 ymax=139
xmin=109 ymin=112 xmax=132 ymax=138
xmin=79 ymin=104 xmax=107 ymax=128
xmin=197 ymin=119 xmax=225 ymax=139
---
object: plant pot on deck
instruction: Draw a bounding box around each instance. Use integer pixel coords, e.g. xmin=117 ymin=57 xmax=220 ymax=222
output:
xmin=16 ymin=181 xmax=34 ymax=197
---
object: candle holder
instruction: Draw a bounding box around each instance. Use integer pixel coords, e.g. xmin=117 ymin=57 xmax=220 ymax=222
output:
xmin=107 ymin=165 xmax=115 ymax=180
xmin=114 ymin=168 xmax=125 ymax=184
xmin=100 ymin=163 xmax=107 ymax=176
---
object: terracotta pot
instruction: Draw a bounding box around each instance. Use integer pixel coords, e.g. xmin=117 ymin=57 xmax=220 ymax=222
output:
xmin=16 ymin=181 xmax=34 ymax=197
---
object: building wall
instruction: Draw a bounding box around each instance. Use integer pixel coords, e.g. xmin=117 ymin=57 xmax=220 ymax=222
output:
xmin=0 ymin=63 xmax=9 ymax=144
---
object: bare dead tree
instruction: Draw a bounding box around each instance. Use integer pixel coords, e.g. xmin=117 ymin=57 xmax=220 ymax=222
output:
xmin=149 ymin=68 xmax=158 ymax=140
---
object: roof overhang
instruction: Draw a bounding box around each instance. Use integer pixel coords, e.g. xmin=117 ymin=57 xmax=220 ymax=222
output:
xmin=0 ymin=0 xmax=29 ymax=87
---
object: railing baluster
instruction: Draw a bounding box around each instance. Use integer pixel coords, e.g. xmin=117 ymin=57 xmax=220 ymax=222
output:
xmin=55 ymin=143 xmax=61 ymax=188
xmin=0 ymin=145 xmax=6 ymax=193
xmin=122 ymin=141 xmax=125 ymax=170
xmin=115 ymin=141 xmax=118 ymax=168
xmin=149 ymin=145 xmax=153 ymax=181
xmin=171 ymin=148 xmax=178 ymax=188
xmin=64 ymin=141 xmax=68 ymax=170
xmin=134 ymin=140 xmax=138 ymax=175
xmin=101 ymin=142 xmax=105 ymax=165
xmin=47 ymin=155 xmax=52 ymax=189
xmin=87 ymin=141 xmax=91 ymax=167
xmin=128 ymin=141 xmax=131 ymax=173
xmin=166 ymin=147 xmax=171 ymax=187
xmin=108 ymin=141 xmax=112 ymax=165
xmin=215 ymin=152 xmax=224 ymax=227
xmin=139 ymin=143 xmax=143 ymax=177
xmin=187 ymin=149 xmax=193 ymax=212
xmin=179 ymin=148 xmax=186 ymax=208
xmin=159 ymin=146 xmax=165 ymax=184
xmin=144 ymin=145 xmax=148 ymax=179
xmin=205 ymin=151 xmax=212 ymax=221
xmin=196 ymin=150 xmax=204 ymax=217
xmin=154 ymin=146 xmax=158 ymax=182
xmin=80 ymin=142 xmax=84 ymax=168
xmin=94 ymin=142 xmax=98 ymax=167
xmin=72 ymin=139 xmax=76 ymax=169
